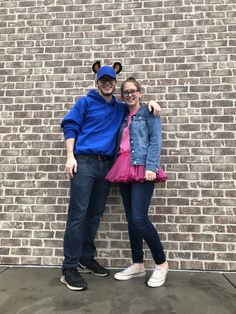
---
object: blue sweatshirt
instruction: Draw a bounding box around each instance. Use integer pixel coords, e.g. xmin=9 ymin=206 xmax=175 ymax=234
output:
xmin=61 ymin=89 xmax=127 ymax=157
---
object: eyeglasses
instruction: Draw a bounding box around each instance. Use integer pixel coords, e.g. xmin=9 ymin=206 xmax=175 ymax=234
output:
xmin=122 ymin=89 xmax=139 ymax=97
xmin=98 ymin=77 xmax=116 ymax=85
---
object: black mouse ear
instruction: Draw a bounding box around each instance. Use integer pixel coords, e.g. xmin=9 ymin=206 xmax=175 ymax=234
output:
xmin=92 ymin=61 xmax=101 ymax=74
xmin=113 ymin=62 xmax=122 ymax=75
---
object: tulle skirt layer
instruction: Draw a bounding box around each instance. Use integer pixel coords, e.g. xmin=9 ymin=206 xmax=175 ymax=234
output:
xmin=105 ymin=152 xmax=167 ymax=183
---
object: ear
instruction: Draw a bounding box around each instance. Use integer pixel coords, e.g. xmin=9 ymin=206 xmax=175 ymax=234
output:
xmin=92 ymin=61 xmax=101 ymax=74
xmin=113 ymin=62 xmax=122 ymax=75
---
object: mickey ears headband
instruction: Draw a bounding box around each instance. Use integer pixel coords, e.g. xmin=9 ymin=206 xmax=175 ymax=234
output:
xmin=92 ymin=61 xmax=122 ymax=76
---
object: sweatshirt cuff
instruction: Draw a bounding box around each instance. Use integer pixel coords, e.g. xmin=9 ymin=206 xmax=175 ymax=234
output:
xmin=64 ymin=131 xmax=76 ymax=140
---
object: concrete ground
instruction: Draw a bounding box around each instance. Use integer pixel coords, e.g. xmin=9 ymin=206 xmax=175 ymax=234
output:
xmin=0 ymin=266 xmax=235 ymax=314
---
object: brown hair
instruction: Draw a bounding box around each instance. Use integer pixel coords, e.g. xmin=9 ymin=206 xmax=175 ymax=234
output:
xmin=121 ymin=77 xmax=142 ymax=94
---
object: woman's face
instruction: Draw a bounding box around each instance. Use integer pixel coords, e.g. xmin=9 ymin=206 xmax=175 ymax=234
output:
xmin=122 ymin=82 xmax=142 ymax=109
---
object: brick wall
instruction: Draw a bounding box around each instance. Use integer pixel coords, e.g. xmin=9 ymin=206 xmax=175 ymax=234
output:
xmin=0 ymin=0 xmax=235 ymax=271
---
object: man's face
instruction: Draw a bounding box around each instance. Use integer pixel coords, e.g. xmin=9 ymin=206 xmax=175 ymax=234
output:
xmin=96 ymin=75 xmax=117 ymax=97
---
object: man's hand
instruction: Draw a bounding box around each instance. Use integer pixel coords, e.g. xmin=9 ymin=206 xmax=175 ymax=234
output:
xmin=145 ymin=170 xmax=156 ymax=181
xmin=65 ymin=156 xmax=77 ymax=179
xmin=148 ymin=100 xmax=161 ymax=116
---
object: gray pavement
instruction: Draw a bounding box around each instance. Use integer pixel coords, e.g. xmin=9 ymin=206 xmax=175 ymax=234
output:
xmin=0 ymin=267 xmax=235 ymax=314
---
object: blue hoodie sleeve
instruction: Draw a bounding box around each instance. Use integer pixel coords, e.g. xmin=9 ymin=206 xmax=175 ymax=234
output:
xmin=61 ymin=97 xmax=87 ymax=140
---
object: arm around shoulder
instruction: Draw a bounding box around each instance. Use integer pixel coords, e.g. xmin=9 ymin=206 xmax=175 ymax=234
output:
xmin=147 ymin=100 xmax=161 ymax=116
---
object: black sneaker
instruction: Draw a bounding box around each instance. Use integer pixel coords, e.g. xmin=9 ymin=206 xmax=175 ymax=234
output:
xmin=78 ymin=259 xmax=110 ymax=277
xmin=60 ymin=268 xmax=87 ymax=291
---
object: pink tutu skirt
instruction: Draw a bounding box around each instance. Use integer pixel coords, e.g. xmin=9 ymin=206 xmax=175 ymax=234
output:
xmin=105 ymin=152 xmax=168 ymax=183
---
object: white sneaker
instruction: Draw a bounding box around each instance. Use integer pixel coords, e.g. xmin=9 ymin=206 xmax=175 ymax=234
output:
xmin=114 ymin=265 xmax=146 ymax=281
xmin=147 ymin=267 xmax=168 ymax=287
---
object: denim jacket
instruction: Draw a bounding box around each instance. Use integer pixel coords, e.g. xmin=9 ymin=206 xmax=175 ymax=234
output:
xmin=116 ymin=104 xmax=162 ymax=172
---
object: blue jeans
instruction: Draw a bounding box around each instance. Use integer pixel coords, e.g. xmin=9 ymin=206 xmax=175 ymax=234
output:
xmin=62 ymin=155 xmax=112 ymax=270
xmin=120 ymin=181 xmax=166 ymax=265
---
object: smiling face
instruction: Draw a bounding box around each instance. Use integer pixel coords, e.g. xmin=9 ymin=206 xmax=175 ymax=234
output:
xmin=96 ymin=75 xmax=117 ymax=100
xmin=121 ymin=81 xmax=142 ymax=111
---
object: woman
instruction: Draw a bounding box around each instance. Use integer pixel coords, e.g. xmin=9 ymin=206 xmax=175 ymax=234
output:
xmin=106 ymin=77 xmax=168 ymax=287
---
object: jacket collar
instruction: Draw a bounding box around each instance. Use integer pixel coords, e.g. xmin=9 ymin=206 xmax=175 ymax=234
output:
xmin=123 ymin=104 xmax=145 ymax=122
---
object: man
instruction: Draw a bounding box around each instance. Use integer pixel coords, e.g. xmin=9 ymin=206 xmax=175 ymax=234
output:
xmin=60 ymin=61 xmax=161 ymax=291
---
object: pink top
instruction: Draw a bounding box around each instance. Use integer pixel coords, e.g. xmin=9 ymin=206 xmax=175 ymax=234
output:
xmin=119 ymin=107 xmax=139 ymax=153
xmin=105 ymin=105 xmax=168 ymax=183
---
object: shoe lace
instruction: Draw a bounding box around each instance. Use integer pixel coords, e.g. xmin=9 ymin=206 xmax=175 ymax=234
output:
xmin=65 ymin=268 xmax=80 ymax=279
xmin=152 ymin=268 xmax=167 ymax=279
xmin=122 ymin=266 xmax=133 ymax=274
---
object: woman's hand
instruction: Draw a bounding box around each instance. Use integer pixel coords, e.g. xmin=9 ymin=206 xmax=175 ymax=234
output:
xmin=148 ymin=100 xmax=161 ymax=116
xmin=145 ymin=170 xmax=156 ymax=181
xmin=65 ymin=156 xmax=77 ymax=179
